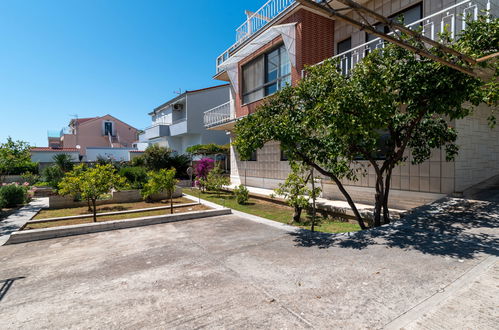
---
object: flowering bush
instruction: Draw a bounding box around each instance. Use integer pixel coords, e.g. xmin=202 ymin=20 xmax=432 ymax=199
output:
xmin=194 ymin=158 xmax=215 ymax=191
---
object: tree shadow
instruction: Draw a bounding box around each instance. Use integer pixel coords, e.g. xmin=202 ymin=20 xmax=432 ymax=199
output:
xmin=289 ymin=198 xmax=499 ymax=259
xmin=0 ymin=277 xmax=25 ymax=302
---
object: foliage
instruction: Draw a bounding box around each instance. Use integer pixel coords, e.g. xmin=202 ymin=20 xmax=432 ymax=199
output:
xmin=58 ymin=164 xmax=127 ymax=222
xmin=0 ymin=184 xmax=29 ymax=207
xmin=0 ymin=194 xmax=5 ymax=209
xmin=21 ymin=172 xmax=40 ymax=186
xmin=273 ymin=162 xmax=321 ymax=224
xmin=234 ymin=184 xmax=249 ymax=205
xmin=141 ymin=168 xmax=178 ymax=213
xmin=234 ymin=16 xmax=497 ymax=229
xmin=186 ymin=143 xmax=230 ymax=155
xmin=138 ymin=145 xmax=190 ymax=177
xmin=0 ymin=137 xmax=38 ymax=175
xmin=200 ymin=166 xmax=230 ymax=196
xmin=119 ymin=166 xmax=149 ymax=189
xmin=194 ymin=158 xmax=215 ymax=191
xmin=52 ymin=153 xmax=74 ymax=172
xmin=41 ymin=165 xmax=65 ymax=190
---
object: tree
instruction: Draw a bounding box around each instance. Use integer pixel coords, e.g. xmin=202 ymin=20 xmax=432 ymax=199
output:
xmin=234 ymin=16 xmax=497 ymax=229
xmin=141 ymin=168 xmax=178 ymax=213
xmin=52 ymin=153 xmax=74 ymax=172
xmin=194 ymin=158 xmax=215 ymax=191
xmin=200 ymin=166 xmax=230 ymax=197
xmin=273 ymin=162 xmax=321 ymax=225
xmin=59 ymin=164 xmax=127 ymax=222
xmin=0 ymin=137 xmax=38 ymax=175
xmin=138 ymin=145 xmax=190 ymax=177
xmin=58 ymin=164 xmax=90 ymax=211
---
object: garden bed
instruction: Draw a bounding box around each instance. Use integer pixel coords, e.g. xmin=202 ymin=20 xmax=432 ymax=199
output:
xmin=24 ymin=203 xmax=210 ymax=230
xmin=184 ymin=188 xmax=360 ymax=234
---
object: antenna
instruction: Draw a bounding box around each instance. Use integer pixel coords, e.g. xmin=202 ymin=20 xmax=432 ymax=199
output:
xmin=173 ymin=88 xmax=182 ymax=95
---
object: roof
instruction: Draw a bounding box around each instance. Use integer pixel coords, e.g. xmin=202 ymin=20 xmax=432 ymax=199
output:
xmin=72 ymin=117 xmax=98 ymax=125
xmin=151 ymin=84 xmax=230 ymax=115
xmin=69 ymin=114 xmax=139 ymax=131
xmin=129 ymin=150 xmax=145 ymax=153
xmin=31 ymin=147 xmax=79 ymax=152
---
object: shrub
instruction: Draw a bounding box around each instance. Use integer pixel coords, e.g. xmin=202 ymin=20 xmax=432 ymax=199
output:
xmin=21 ymin=172 xmax=40 ymax=186
xmin=119 ymin=166 xmax=148 ymax=189
xmin=234 ymin=184 xmax=249 ymax=205
xmin=52 ymin=153 xmax=74 ymax=172
xmin=141 ymin=168 xmax=178 ymax=212
xmin=194 ymin=158 xmax=215 ymax=191
xmin=200 ymin=166 xmax=230 ymax=196
xmin=0 ymin=137 xmax=39 ymax=175
xmin=42 ymin=165 xmax=65 ymax=190
xmin=0 ymin=194 xmax=6 ymax=209
xmin=0 ymin=184 xmax=28 ymax=207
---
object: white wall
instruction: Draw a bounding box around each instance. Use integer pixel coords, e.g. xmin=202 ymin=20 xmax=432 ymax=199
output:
xmin=86 ymin=148 xmax=136 ymax=162
xmin=31 ymin=151 xmax=80 ymax=163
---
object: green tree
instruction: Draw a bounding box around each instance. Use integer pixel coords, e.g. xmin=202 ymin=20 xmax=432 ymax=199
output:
xmin=52 ymin=153 xmax=74 ymax=172
xmin=234 ymin=16 xmax=497 ymax=229
xmin=142 ymin=168 xmax=178 ymax=213
xmin=59 ymin=164 xmax=127 ymax=222
xmin=0 ymin=137 xmax=38 ymax=175
xmin=273 ymin=162 xmax=321 ymax=225
xmin=200 ymin=166 xmax=230 ymax=197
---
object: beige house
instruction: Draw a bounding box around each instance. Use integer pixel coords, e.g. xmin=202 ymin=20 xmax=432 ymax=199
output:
xmin=48 ymin=114 xmax=139 ymax=155
xmin=205 ymin=0 xmax=498 ymax=210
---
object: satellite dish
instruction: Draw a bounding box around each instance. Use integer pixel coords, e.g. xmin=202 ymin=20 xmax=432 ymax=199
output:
xmin=76 ymin=145 xmax=81 ymax=150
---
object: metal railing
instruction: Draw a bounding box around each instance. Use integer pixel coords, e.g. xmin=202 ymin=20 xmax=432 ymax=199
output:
xmin=204 ymin=102 xmax=232 ymax=128
xmin=332 ymin=0 xmax=493 ymax=75
xmin=216 ymin=0 xmax=297 ymax=73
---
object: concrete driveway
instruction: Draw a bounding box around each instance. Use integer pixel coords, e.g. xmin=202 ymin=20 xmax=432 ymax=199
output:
xmin=0 ymin=198 xmax=497 ymax=329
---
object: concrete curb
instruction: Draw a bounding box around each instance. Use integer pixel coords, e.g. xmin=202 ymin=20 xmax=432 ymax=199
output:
xmin=5 ymin=208 xmax=232 ymax=245
xmin=28 ymin=202 xmax=200 ymax=224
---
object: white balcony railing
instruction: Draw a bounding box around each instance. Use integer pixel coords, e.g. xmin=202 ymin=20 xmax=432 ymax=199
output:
xmin=332 ymin=0 xmax=493 ymax=76
xmin=216 ymin=0 xmax=297 ymax=73
xmin=204 ymin=102 xmax=232 ymax=128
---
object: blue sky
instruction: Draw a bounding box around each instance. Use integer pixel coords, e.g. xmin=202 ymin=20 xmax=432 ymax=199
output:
xmin=0 ymin=0 xmax=262 ymax=146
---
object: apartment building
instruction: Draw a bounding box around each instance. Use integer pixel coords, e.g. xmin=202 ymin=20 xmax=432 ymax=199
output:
xmin=206 ymin=0 xmax=498 ymax=209
xmin=139 ymin=84 xmax=230 ymax=154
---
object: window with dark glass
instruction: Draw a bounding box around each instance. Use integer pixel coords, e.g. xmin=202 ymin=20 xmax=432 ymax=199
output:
xmin=365 ymin=3 xmax=423 ymax=53
xmin=337 ymin=37 xmax=352 ymax=75
xmin=280 ymin=146 xmax=288 ymax=161
xmin=104 ymin=122 xmax=113 ymax=136
xmin=248 ymin=150 xmax=257 ymax=161
xmin=242 ymin=44 xmax=291 ymax=104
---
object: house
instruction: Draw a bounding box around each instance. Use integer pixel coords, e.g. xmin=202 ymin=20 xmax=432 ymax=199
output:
xmin=48 ymin=114 xmax=139 ymax=155
xmin=139 ymin=85 xmax=231 ymax=154
xmin=30 ymin=147 xmax=80 ymax=168
xmin=206 ymin=0 xmax=499 ymax=210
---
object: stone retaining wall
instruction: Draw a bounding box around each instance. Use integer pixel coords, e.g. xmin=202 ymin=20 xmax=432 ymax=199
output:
xmin=48 ymin=187 xmax=183 ymax=209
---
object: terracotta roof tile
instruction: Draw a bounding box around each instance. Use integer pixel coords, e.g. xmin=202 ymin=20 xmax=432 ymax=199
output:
xmin=31 ymin=147 xmax=79 ymax=152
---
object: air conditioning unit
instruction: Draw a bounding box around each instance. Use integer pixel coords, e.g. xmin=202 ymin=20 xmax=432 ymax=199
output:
xmin=173 ymin=103 xmax=184 ymax=111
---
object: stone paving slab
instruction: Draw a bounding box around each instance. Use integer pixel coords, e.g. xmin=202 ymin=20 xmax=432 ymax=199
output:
xmin=0 ymin=196 xmax=497 ymax=329
xmin=0 ymin=198 xmax=48 ymax=246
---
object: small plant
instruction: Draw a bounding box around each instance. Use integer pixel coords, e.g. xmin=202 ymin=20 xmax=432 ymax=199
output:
xmin=0 ymin=184 xmax=28 ymax=208
xmin=41 ymin=165 xmax=65 ymax=190
xmin=0 ymin=194 xmax=6 ymax=209
xmin=200 ymin=166 xmax=230 ymax=197
xmin=142 ymin=168 xmax=178 ymax=213
xmin=234 ymin=184 xmax=249 ymax=205
xmin=21 ymin=172 xmax=40 ymax=186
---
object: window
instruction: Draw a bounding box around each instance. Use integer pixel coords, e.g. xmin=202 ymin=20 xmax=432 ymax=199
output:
xmin=104 ymin=122 xmax=113 ymax=136
xmin=365 ymin=3 xmax=423 ymax=53
xmin=337 ymin=37 xmax=352 ymax=75
xmin=242 ymin=44 xmax=291 ymax=104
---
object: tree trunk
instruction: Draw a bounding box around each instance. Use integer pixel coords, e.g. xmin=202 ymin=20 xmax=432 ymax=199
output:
xmin=293 ymin=207 xmax=302 ymax=224
xmin=373 ymin=177 xmax=384 ymax=227
xmin=92 ymin=199 xmax=97 ymax=223
xmin=87 ymin=198 xmax=92 ymax=213
xmin=382 ymin=167 xmax=393 ymax=224
xmin=311 ymin=169 xmax=317 ymax=232
xmin=170 ymin=190 xmax=173 ymax=214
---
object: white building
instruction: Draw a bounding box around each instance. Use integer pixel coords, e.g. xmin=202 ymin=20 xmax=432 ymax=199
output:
xmin=139 ymin=85 xmax=230 ymax=153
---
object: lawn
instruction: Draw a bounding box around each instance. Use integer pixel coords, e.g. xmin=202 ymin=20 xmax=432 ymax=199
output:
xmin=184 ymin=188 xmax=360 ymax=234
xmin=24 ymin=204 xmax=210 ymax=230
xmin=34 ymin=196 xmax=194 ymax=220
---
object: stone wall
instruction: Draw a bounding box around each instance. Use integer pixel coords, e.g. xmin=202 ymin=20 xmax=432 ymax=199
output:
xmin=0 ymin=175 xmax=24 ymax=184
xmin=48 ymin=187 xmax=183 ymax=209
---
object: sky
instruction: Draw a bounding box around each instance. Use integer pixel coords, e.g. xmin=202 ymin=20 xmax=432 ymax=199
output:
xmin=0 ymin=0 xmax=263 ymax=146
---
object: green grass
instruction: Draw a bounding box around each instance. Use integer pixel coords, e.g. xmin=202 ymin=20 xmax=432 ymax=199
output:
xmin=184 ymin=188 xmax=360 ymax=234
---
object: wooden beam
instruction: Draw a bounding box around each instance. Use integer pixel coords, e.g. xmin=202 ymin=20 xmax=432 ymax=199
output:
xmin=336 ymin=0 xmax=477 ymax=66
xmin=295 ymin=0 xmax=477 ymax=77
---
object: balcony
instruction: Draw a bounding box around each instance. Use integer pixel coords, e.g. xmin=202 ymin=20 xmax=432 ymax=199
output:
xmin=216 ymin=0 xmax=297 ymax=73
xmin=331 ymin=0 xmax=494 ymax=76
xmin=170 ymin=119 xmax=188 ymax=136
xmin=204 ymin=102 xmax=232 ymax=128
xmin=141 ymin=124 xmax=170 ymax=141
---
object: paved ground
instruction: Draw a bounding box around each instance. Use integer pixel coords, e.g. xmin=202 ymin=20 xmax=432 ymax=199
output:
xmin=0 ymin=198 xmax=48 ymax=245
xmin=0 ymin=197 xmax=497 ymax=329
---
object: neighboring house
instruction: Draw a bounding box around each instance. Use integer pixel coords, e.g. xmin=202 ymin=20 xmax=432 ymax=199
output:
xmin=139 ymin=85 xmax=230 ymax=153
xmin=30 ymin=147 xmax=80 ymax=168
xmin=48 ymin=114 xmax=139 ymax=155
xmin=206 ymin=0 xmax=499 ymax=210
xmin=85 ymin=147 xmax=143 ymax=162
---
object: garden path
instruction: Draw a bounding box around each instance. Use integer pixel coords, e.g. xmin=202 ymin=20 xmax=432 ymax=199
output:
xmin=0 ymin=198 xmax=48 ymax=245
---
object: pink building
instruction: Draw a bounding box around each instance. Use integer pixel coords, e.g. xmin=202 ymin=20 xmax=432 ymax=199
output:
xmin=48 ymin=115 xmax=139 ymax=155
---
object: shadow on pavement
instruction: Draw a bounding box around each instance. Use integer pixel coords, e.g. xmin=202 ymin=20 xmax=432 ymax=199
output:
xmin=0 ymin=277 xmax=25 ymax=302
xmin=289 ymin=198 xmax=499 ymax=259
